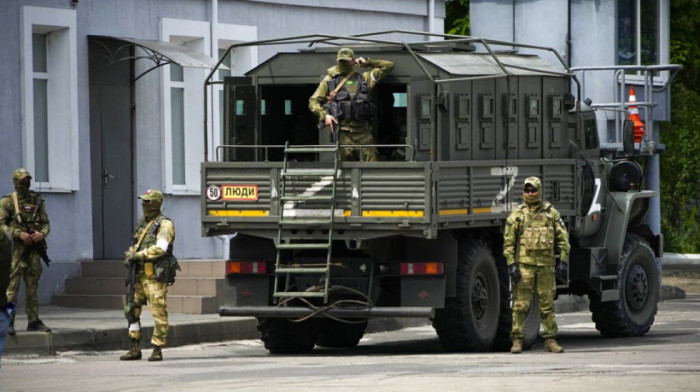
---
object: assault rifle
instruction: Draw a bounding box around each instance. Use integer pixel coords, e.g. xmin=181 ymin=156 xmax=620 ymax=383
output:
xmin=124 ymin=255 xmax=138 ymax=325
xmin=321 ymin=102 xmax=340 ymax=143
xmin=19 ymin=198 xmax=51 ymax=267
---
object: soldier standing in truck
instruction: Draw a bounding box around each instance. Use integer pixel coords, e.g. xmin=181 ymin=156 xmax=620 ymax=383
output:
xmin=504 ymin=177 xmax=570 ymax=354
xmin=308 ymin=47 xmax=394 ymax=162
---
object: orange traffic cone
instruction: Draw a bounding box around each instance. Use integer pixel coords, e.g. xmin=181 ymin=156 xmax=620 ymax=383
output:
xmin=627 ymin=87 xmax=645 ymax=143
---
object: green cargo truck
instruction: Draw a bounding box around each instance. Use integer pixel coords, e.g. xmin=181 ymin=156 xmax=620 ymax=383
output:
xmin=201 ymin=32 xmax=678 ymax=353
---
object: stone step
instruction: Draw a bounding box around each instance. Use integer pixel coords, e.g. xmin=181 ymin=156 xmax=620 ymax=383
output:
xmin=64 ymin=276 xmax=226 ymax=296
xmin=79 ymin=260 xmax=226 ymax=278
xmin=54 ymin=259 xmax=228 ymax=314
xmin=52 ymin=294 xmax=219 ymax=314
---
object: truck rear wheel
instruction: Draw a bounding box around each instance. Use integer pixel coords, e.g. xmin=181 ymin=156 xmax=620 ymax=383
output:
xmin=257 ymin=317 xmax=320 ymax=354
xmin=432 ymin=240 xmax=501 ymax=352
xmin=316 ymin=319 xmax=368 ymax=348
xmin=589 ymin=234 xmax=659 ymax=337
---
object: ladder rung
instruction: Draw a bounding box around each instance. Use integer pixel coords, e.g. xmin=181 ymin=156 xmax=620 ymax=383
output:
xmin=280 ymin=219 xmax=332 ymax=225
xmin=277 ymin=243 xmax=329 ymax=250
xmin=275 ymin=267 xmax=328 ymax=274
xmin=280 ymin=194 xmax=334 ymax=202
xmin=273 ymin=291 xmax=326 ymax=298
xmin=285 ymin=147 xmax=337 ymax=153
xmin=282 ymin=169 xmax=336 ymax=177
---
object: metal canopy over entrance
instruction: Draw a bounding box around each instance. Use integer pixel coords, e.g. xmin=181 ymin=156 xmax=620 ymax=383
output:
xmin=90 ymin=35 xmax=221 ymax=81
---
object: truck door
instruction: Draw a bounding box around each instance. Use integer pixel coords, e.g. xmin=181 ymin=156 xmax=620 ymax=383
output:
xmin=223 ymin=76 xmax=256 ymax=161
xmin=411 ymin=78 xmax=434 ymax=162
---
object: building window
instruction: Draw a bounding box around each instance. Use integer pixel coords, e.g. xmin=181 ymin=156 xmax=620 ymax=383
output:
xmin=617 ymin=0 xmax=659 ymax=67
xmin=21 ymin=7 xmax=78 ymax=191
xmin=170 ymin=64 xmax=186 ymax=185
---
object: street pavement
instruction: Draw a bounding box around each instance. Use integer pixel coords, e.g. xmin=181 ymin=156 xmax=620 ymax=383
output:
xmin=3 ymin=254 xmax=697 ymax=357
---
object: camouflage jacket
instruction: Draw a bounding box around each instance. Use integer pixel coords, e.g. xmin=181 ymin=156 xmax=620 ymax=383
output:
xmin=0 ymin=191 xmax=50 ymax=242
xmin=130 ymin=214 xmax=175 ymax=262
xmin=503 ymin=202 xmax=570 ymax=266
xmin=308 ymin=59 xmax=394 ymax=130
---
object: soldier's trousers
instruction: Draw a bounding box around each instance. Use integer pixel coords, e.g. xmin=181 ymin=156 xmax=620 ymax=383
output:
xmin=511 ymin=263 xmax=558 ymax=340
xmin=339 ymin=130 xmax=378 ymax=162
xmin=6 ymin=246 xmax=42 ymax=323
xmin=128 ymin=273 xmax=169 ymax=347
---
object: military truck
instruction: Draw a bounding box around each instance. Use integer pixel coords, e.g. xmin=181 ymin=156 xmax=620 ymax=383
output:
xmin=201 ymin=31 xmax=678 ymax=353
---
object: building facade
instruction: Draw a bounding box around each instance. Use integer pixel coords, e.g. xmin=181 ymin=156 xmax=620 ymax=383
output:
xmin=0 ymin=0 xmax=446 ymax=304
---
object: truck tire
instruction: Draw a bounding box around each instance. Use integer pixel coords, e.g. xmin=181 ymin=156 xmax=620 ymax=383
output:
xmin=432 ymin=240 xmax=501 ymax=352
xmin=316 ymin=319 xmax=368 ymax=348
xmin=257 ymin=317 xmax=320 ymax=354
xmin=589 ymin=234 xmax=659 ymax=337
xmin=492 ymin=273 xmax=540 ymax=351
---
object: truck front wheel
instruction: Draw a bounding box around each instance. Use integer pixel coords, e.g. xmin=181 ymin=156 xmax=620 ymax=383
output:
xmin=589 ymin=234 xmax=659 ymax=337
xmin=432 ymin=240 xmax=501 ymax=352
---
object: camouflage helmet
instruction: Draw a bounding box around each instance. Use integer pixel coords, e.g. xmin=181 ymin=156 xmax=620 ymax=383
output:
xmin=12 ymin=168 xmax=32 ymax=183
xmin=138 ymin=189 xmax=163 ymax=204
xmin=336 ymin=47 xmax=355 ymax=62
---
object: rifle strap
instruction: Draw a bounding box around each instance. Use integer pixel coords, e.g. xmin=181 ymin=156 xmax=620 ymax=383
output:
xmin=134 ymin=220 xmax=156 ymax=251
xmin=11 ymin=192 xmax=22 ymax=224
xmin=327 ymin=70 xmax=356 ymax=103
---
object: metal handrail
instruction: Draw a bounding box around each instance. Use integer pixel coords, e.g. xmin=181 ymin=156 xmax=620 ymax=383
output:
xmin=215 ymin=144 xmax=416 ymax=162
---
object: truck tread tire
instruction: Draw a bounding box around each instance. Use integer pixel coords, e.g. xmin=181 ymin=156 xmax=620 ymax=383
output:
xmin=316 ymin=320 xmax=368 ymax=348
xmin=589 ymin=234 xmax=659 ymax=337
xmin=257 ymin=317 xmax=320 ymax=354
xmin=432 ymin=240 xmax=501 ymax=352
xmin=492 ymin=264 xmax=540 ymax=352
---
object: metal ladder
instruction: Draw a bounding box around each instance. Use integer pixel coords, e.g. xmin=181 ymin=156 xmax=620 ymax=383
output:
xmin=273 ymin=141 xmax=340 ymax=304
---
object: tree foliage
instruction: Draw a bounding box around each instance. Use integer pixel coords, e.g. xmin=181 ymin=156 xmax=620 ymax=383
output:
xmin=445 ymin=0 xmax=469 ymax=36
xmin=659 ymin=0 xmax=700 ymax=252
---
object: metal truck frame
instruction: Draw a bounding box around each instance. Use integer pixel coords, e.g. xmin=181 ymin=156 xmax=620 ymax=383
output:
xmin=201 ymin=31 xmax=680 ymax=353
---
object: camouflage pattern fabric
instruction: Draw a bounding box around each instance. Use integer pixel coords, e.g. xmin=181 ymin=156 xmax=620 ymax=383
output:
xmin=309 ymin=57 xmax=393 ymax=161
xmin=339 ymin=129 xmax=379 ymax=162
xmin=128 ymin=274 xmax=169 ymax=347
xmin=503 ymin=177 xmax=570 ymax=342
xmin=0 ymin=191 xmax=50 ymax=323
xmin=125 ymin=211 xmax=175 ymax=347
xmin=511 ymin=264 xmax=558 ymax=339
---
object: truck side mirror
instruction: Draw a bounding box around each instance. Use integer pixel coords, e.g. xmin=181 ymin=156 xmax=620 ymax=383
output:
xmin=623 ymin=120 xmax=635 ymax=156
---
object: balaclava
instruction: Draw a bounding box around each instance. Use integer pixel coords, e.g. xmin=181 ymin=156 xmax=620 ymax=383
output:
xmin=12 ymin=168 xmax=32 ymax=197
xmin=336 ymin=47 xmax=355 ymax=75
xmin=138 ymin=189 xmax=163 ymax=221
xmin=523 ymin=177 xmax=542 ymax=208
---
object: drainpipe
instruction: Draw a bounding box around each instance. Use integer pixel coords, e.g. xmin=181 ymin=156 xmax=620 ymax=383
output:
xmin=210 ymin=0 xmax=219 ymax=156
xmin=428 ymin=0 xmax=435 ymax=39
xmin=217 ymin=235 xmax=232 ymax=260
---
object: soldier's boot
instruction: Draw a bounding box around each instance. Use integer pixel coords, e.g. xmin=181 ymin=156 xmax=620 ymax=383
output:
xmin=510 ymin=339 xmax=523 ymax=354
xmin=27 ymin=319 xmax=51 ymax=333
xmin=120 ymin=338 xmax=142 ymax=360
xmin=148 ymin=346 xmax=163 ymax=362
xmin=8 ymin=319 xmax=15 ymax=336
xmin=544 ymin=339 xmax=564 ymax=353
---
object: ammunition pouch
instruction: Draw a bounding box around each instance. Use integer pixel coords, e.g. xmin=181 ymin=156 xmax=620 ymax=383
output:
xmin=154 ymin=255 xmax=181 ymax=286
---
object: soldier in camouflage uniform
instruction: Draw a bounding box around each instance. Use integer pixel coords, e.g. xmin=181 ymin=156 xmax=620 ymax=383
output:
xmin=503 ymin=177 xmax=570 ymax=354
xmin=0 ymin=168 xmax=51 ymax=334
xmin=309 ymin=47 xmax=394 ymax=161
xmin=120 ymin=189 xmax=175 ymax=362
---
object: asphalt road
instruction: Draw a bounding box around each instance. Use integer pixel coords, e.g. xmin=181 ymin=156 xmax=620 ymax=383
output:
xmin=3 ymin=295 xmax=699 ymax=392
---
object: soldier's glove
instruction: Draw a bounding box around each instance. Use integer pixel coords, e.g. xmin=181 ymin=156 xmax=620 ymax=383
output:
xmin=123 ymin=251 xmax=138 ymax=268
xmin=508 ymin=263 xmax=522 ymax=284
xmin=556 ymin=262 xmax=569 ymax=283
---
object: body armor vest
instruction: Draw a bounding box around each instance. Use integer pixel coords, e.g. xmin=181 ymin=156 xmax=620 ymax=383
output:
xmin=327 ymin=73 xmax=374 ymax=121
xmin=133 ymin=215 xmax=174 ymax=258
xmin=518 ymin=203 xmax=556 ymax=252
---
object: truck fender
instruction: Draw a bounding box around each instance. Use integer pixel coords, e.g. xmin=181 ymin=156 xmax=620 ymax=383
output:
xmin=601 ymin=190 xmax=657 ymax=266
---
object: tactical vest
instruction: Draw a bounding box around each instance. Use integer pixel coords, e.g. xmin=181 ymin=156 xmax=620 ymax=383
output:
xmin=327 ymin=73 xmax=374 ymax=121
xmin=517 ymin=203 xmax=556 ymax=252
xmin=5 ymin=192 xmax=44 ymax=231
xmin=133 ymin=215 xmax=174 ymax=258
